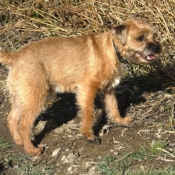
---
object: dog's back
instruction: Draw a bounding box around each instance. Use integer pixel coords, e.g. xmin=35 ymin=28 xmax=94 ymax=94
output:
xmin=1 ymin=32 xmax=116 ymax=92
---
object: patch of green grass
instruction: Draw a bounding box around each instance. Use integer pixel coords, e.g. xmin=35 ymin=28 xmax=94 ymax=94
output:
xmin=11 ymin=153 xmax=54 ymax=174
xmin=2 ymin=152 xmax=55 ymax=175
xmin=125 ymin=166 xmax=175 ymax=175
xmin=150 ymin=140 xmax=167 ymax=155
xmin=0 ymin=137 xmax=11 ymax=152
xmin=96 ymin=140 xmax=173 ymax=175
xmin=165 ymin=104 xmax=171 ymax=110
xmin=31 ymin=12 xmax=41 ymax=19
xmin=0 ymin=137 xmax=54 ymax=175
xmin=18 ymin=164 xmax=54 ymax=175
xmin=129 ymin=147 xmax=148 ymax=161
xmin=96 ymin=154 xmax=129 ymax=175
xmin=96 ymin=151 xmax=147 ymax=175
xmin=169 ymin=116 xmax=174 ymax=130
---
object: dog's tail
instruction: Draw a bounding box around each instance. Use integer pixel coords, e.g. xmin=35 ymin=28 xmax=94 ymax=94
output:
xmin=0 ymin=49 xmax=17 ymax=66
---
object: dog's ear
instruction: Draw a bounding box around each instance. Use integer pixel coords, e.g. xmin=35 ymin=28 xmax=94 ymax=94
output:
xmin=111 ymin=24 xmax=127 ymax=46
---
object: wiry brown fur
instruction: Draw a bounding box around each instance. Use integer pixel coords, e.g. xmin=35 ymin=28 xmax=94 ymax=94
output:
xmin=0 ymin=18 xmax=161 ymax=155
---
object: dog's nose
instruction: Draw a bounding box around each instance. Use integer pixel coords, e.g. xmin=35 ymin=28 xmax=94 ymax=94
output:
xmin=147 ymin=43 xmax=161 ymax=53
xmin=153 ymin=44 xmax=161 ymax=53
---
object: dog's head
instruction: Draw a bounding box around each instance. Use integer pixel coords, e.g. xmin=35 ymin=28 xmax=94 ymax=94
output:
xmin=112 ymin=18 xmax=161 ymax=64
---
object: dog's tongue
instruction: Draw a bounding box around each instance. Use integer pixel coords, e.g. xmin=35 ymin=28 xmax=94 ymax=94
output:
xmin=146 ymin=54 xmax=154 ymax=60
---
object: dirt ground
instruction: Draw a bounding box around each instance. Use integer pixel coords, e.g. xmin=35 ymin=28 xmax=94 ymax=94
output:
xmin=1 ymin=60 xmax=175 ymax=174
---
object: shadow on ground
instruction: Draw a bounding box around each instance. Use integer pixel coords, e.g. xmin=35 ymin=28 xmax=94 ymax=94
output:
xmin=33 ymin=64 xmax=172 ymax=146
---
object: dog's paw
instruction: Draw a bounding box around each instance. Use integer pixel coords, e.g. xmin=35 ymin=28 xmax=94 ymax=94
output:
xmin=83 ymin=132 xmax=95 ymax=140
xmin=37 ymin=146 xmax=44 ymax=155
xmin=14 ymin=137 xmax=23 ymax=146
xmin=25 ymin=146 xmax=44 ymax=155
xmin=88 ymin=137 xmax=101 ymax=145
xmin=80 ymin=126 xmax=95 ymax=140
xmin=113 ymin=116 xmax=133 ymax=127
xmin=122 ymin=116 xmax=133 ymax=125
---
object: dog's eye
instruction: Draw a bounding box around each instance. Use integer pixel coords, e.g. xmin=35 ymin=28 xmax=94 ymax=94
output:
xmin=137 ymin=35 xmax=145 ymax=42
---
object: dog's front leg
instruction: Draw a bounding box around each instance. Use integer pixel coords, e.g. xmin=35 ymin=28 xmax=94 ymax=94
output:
xmin=77 ymin=83 xmax=97 ymax=141
xmin=103 ymin=90 xmax=132 ymax=125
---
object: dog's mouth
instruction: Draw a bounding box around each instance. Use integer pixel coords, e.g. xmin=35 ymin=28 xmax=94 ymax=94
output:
xmin=135 ymin=53 xmax=155 ymax=62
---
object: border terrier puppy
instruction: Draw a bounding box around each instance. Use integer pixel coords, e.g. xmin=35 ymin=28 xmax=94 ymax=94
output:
xmin=0 ymin=18 xmax=161 ymax=155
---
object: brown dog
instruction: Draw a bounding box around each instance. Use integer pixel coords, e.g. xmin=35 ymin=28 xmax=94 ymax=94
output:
xmin=0 ymin=18 xmax=161 ymax=155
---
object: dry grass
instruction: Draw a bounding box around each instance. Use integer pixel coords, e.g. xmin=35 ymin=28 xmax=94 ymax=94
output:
xmin=0 ymin=0 xmax=174 ymax=79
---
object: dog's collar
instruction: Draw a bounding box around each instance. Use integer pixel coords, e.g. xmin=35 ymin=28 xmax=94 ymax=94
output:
xmin=112 ymin=39 xmax=128 ymax=64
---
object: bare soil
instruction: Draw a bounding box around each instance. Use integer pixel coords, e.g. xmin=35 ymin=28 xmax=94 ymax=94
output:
xmin=1 ymin=62 xmax=175 ymax=174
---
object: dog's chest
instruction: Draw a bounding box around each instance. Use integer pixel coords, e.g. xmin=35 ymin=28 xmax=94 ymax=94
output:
xmin=111 ymin=78 xmax=121 ymax=88
xmin=106 ymin=62 xmax=128 ymax=89
xmin=100 ymin=72 xmax=121 ymax=91
xmin=100 ymin=62 xmax=128 ymax=90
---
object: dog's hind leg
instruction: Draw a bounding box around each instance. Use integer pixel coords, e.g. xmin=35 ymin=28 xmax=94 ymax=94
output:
xmin=17 ymin=84 xmax=48 ymax=155
xmin=7 ymin=94 xmax=23 ymax=145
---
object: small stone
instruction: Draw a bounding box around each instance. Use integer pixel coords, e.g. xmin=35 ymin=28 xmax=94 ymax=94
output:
xmin=89 ymin=166 xmax=96 ymax=173
xmin=99 ymin=124 xmax=113 ymax=136
xmin=85 ymin=161 xmax=90 ymax=168
xmin=113 ymin=152 xmax=119 ymax=156
xmin=67 ymin=153 xmax=77 ymax=164
xmin=13 ymin=165 xmax=19 ymax=170
xmin=76 ymin=134 xmax=83 ymax=139
xmin=61 ymin=155 xmax=69 ymax=163
xmin=54 ymin=127 xmax=64 ymax=134
xmin=65 ymin=148 xmax=70 ymax=152
xmin=68 ymin=166 xmax=74 ymax=173
xmin=61 ymin=155 xmax=66 ymax=161
xmin=159 ymin=105 xmax=164 ymax=112
xmin=52 ymin=148 xmax=61 ymax=157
